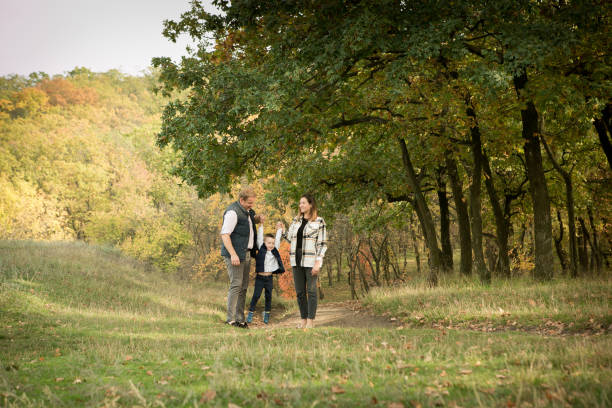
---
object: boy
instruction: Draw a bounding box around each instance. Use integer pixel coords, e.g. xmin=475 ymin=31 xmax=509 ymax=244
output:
xmin=246 ymin=224 xmax=285 ymax=324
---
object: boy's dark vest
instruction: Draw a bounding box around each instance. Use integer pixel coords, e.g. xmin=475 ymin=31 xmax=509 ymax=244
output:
xmin=220 ymin=201 xmax=257 ymax=261
xmin=255 ymin=244 xmax=285 ymax=274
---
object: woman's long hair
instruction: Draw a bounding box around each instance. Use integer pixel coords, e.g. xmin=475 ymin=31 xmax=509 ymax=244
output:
xmin=299 ymin=193 xmax=318 ymax=221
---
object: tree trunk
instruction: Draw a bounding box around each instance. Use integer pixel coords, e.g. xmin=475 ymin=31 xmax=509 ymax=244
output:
xmin=347 ymin=248 xmax=358 ymax=299
xmin=577 ymin=224 xmax=589 ymax=273
xmin=554 ymin=210 xmax=569 ymax=273
xmin=513 ymin=71 xmax=554 ymax=280
xmin=436 ymin=169 xmax=454 ymax=271
xmin=466 ymin=100 xmax=490 ymax=284
xmin=540 ymin=135 xmax=578 ymax=278
xmin=398 ymin=136 xmax=444 ymax=286
xmin=409 ymin=212 xmax=421 ymax=275
xmin=593 ymin=103 xmax=612 ymax=171
xmin=445 ymin=151 xmax=472 ymax=276
xmin=482 ymin=150 xmax=511 ymax=278
xmin=588 ymin=208 xmax=603 ymax=274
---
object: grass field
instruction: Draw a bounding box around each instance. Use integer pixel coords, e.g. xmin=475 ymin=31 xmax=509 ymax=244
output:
xmin=1 ymin=241 xmax=611 ymax=407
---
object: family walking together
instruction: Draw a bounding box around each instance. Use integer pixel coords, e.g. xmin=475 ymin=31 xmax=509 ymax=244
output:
xmin=220 ymin=187 xmax=327 ymax=329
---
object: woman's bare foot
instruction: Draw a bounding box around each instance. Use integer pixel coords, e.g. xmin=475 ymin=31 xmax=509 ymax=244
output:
xmin=297 ymin=319 xmax=307 ymax=329
xmin=305 ymin=319 xmax=315 ymax=329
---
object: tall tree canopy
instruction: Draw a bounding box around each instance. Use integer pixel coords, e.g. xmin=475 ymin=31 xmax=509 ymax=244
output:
xmin=153 ymin=0 xmax=611 ymax=283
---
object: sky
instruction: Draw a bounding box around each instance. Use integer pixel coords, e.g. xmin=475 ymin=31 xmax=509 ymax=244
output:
xmin=0 ymin=0 xmax=217 ymax=77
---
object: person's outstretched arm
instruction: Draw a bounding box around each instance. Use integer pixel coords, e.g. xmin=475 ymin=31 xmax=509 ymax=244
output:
xmin=257 ymin=225 xmax=264 ymax=248
xmin=274 ymin=227 xmax=282 ymax=249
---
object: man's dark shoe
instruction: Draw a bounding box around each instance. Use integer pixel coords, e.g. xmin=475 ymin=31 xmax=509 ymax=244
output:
xmin=237 ymin=321 xmax=249 ymax=329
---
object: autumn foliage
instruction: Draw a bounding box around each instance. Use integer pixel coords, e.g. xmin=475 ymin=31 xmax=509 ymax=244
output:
xmin=277 ymin=240 xmax=295 ymax=299
xmin=38 ymin=78 xmax=98 ymax=106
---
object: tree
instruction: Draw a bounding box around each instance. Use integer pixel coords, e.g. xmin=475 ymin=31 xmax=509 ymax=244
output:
xmin=153 ymin=0 xmax=611 ymax=282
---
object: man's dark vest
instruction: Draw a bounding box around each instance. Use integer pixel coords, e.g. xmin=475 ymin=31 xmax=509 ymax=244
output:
xmin=220 ymin=201 xmax=257 ymax=261
xmin=255 ymin=244 xmax=285 ymax=274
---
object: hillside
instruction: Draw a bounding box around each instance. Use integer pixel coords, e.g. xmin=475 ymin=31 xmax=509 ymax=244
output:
xmin=0 ymin=70 xmax=224 ymax=275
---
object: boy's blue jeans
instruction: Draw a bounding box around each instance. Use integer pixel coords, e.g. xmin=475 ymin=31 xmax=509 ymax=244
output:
xmin=249 ymin=275 xmax=273 ymax=312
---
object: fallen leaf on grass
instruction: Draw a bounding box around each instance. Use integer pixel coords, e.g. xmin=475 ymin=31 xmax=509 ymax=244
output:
xmin=146 ymin=370 xmax=153 ymax=376
xmin=201 ymin=365 xmax=210 ymax=370
xmin=200 ymin=390 xmax=216 ymax=403
xmin=73 ymin=378 xmax=83 ymax=384
xmin=331 ymin=386 xmax=345 ymax=394
xmin=55 ymin=378 xmax=64 ymax=382
xmin=228 ymin=403 xmax=242 ymax=408
xmin=439 ymin=370 xmax=447 ymax=377
xmin=124 ymin=355 xmax=133 ymax=361
xmin=496 ymin=374 xmax=506 ymax=379
xmin=388 ymin=402 xmax=405 ymax=408
xmin=459 ymin=369 xmax=472 ymax=375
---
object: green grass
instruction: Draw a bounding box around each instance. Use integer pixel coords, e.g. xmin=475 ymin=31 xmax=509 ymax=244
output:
xmin=362 ymin=274 xmax=612 ymax=334
xmin=1 ymin=240 xmax=611 ymax=407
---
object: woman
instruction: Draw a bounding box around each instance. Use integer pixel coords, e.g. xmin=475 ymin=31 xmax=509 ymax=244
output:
xmin=278 ymin=194 xmax=327 ymax=329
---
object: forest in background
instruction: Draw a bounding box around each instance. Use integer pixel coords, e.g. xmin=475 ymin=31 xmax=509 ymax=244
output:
xmin=151 ymin=0 xmax=612 ymax=292
xmin=0 ymin=69 xmax=233 ymax=275
xmin=2 ymin=0 xmax=612 ymax=298
xmin=1 ymin=57 xmax=610 ymax=298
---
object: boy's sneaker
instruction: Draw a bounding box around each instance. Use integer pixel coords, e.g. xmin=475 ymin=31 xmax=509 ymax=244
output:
xmin=263 ymin=311 xmax=270 ymax=324
xmin=237 ymin=321 xmax=249 ymax=329
xmin=246 ymin=311 xmax=254 ymax=323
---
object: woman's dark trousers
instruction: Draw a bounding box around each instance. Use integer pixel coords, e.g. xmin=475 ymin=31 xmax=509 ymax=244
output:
xmin=293 ymin=266 xmax=318 ymax=319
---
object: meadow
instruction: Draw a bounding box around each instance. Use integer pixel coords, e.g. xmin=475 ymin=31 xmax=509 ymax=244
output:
xmin=1 ymin=240 xmax=611 ymax=407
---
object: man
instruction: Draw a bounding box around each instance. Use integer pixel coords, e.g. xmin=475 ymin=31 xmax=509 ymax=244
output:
xmin=220 ymin=186 xmax=261 ymax=328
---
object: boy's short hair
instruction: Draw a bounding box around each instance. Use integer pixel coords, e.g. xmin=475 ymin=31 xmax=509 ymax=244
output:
xmin=264 ymin=233 xmax=275 ymax=240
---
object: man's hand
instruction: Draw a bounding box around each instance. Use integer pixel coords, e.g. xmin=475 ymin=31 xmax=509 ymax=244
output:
xmin=231 ymin=254 xmax=240 ymax=266
xmin=276 ymin=221 xmax=284 ymax=231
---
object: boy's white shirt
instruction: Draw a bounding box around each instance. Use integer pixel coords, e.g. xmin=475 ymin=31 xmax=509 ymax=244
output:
xmin=256 ymin=226 xmax=283 ymax=273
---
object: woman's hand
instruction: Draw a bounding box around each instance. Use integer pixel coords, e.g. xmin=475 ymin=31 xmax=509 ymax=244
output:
xmin=276 ymin=221 xmax=284 ymax=232
xmin=312 ymin=261 xmax=321 ymax=276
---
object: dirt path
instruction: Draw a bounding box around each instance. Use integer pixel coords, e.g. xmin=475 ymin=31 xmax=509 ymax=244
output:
xmin=250 ymin=302 xmax=397 ymax=329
